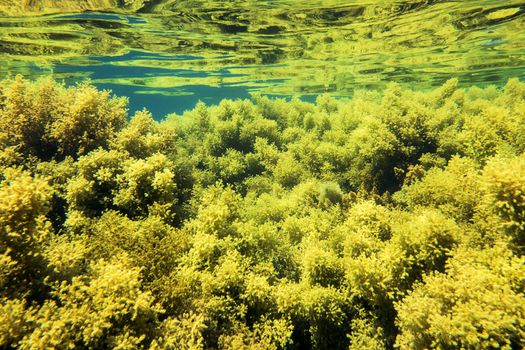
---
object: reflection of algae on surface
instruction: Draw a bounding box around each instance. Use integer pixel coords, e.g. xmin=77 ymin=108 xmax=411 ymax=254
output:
xmin=134 ymin=89 xmax=194 ymax=97
xmin=486 ymin=7 xmax=521 ymax=20
xmin=1 ymin=1 xmax=525 ymax=95
xmin=0 ymin=0 xmax=149 ymax=15
xmin=96 ymin=76 xmax=226 ymax=88
xmin=93 ymin=74 xmax=281 ymax=91
xmin=0 ymin=16 xmax=129 ymax=62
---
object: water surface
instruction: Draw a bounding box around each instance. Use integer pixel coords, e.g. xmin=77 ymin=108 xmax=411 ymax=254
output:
xmin=1 ymin=0 xmax=525 ymax=117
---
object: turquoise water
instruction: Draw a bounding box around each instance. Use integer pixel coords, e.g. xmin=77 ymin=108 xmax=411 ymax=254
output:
xmin=1 ymin=1 xmax=525 ymax=118
xmin=52 ymin=51 xmax=263 ymax=117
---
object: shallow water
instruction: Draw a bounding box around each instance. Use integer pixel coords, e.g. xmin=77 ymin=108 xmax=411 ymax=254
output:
xmin=1 ymin=0 xmax=525 ymax=117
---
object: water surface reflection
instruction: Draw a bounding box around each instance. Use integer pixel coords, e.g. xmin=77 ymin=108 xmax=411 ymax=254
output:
xmin=1 ymin=0 xmax=525 ymax=116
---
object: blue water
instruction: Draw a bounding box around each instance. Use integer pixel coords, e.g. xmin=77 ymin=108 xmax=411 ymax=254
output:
xmin=49 ymin=50 xmax=301 ymax=117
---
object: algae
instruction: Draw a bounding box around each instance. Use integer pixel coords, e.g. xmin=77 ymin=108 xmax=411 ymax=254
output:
xmin=1 ymin=76 xmax=525 ymax=349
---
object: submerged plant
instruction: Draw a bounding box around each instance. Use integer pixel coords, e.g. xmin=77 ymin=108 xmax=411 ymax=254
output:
xmin=1 ymin=76 xmax=524 ymax=349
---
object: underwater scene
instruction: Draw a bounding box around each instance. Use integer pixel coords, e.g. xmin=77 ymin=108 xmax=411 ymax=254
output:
xmin=1 ymin=1 xmax=525 ymax=349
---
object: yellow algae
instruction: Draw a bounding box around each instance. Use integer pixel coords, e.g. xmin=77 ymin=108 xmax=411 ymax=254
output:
xmin=1 ymin=77 xmax=525 ymax=349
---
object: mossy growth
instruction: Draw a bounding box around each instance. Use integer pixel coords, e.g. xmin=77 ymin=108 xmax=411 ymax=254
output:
xmin=1 ymin=76 xmax=525 ymax=349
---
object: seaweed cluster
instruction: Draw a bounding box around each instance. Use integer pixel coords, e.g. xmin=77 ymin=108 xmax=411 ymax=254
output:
xmin=1 ymin=76 xmax=524 ymax=349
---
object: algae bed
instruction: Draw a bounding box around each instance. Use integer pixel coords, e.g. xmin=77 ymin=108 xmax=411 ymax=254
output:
xmin=1 ymin=1 xmax=525 ymax=350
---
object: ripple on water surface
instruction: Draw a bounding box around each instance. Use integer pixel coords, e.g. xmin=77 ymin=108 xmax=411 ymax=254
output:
xmin=1 ymin=0 xmax=525 ymax=117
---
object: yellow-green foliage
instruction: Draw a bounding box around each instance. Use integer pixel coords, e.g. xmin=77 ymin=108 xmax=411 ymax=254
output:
xmin=0 ymin=76 xmax=127 ymax=165
xmin=20 ymin=256 xmax=162 ymax=349
xmin=480 ymin=156 xmax=525 ymax=251
xmin=0 ymin=168 xmax=53 ymax=298
xmin=396 ymin=246 xmax=525 ymax=349
xmin=1 ymin=76 xmax=525 ymax=349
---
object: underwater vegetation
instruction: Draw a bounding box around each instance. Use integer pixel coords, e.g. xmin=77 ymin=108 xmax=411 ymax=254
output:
xmin=1 ymin=75 xmax=525 ymax=349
